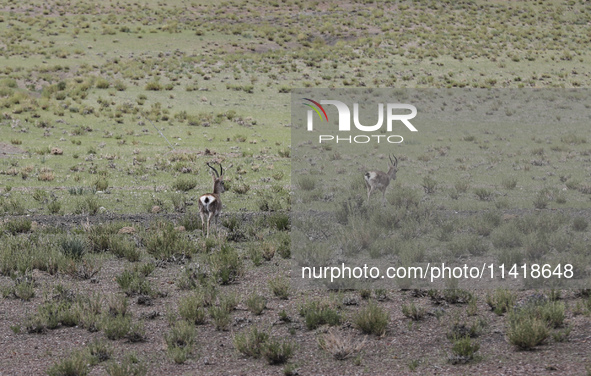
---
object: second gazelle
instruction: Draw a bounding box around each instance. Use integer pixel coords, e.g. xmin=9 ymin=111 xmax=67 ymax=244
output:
xmin=364 ymin=154 xmax=398 ymax=205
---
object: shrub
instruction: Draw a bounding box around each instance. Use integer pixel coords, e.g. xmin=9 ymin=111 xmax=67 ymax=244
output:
xmin=267 ymin=212 xmax=290 ymax=231
xmin=145 ymin=81 xmax=162 ymax=91
xmin=486 ymin=289 xmax=516 ymax=315
xmin=449 ymin=336 xmax=480 ymax=364
xmin=261 ymin=337 xmax=295 ymax=365
xmin=208 ymin=245 xmax=242 ymax=285
xmin=106 ymin=353 xmax=147 ymax=376
xmin=507 ymin=314 xmax=549 ymax=350
xmin=401 ymin=302 xmax=425 ymax=321
xmin=46 ymin=349 xmax=90 ymax=376
xmin=48 ymin=200 xmax=62 ymax=214
xmin=59 ymin=236 xmax=88 ymax=260
xmin=94 ymin=177 xmax=109 ymax=191
xmin=233 ymin=326 xmax=269 ymax=358
xmin=108 ymin=236 xmax=141 ymax=262
xmin=299 ymin=300 xmax=342 ymax=330
xmin=573 ymin=217 xmax=588 ymax=232
xmin=269 ymin=277 xmax=290 ymax=299
xmin=318 ymin=329 xmax=365 ymax=360
xmin=145 ymin=222 xmax=196 ymax=261
xmin=474 ymin=187 xmax=494 ymax=201
xmin=165 ymin=321 xmax=196 ymax=364
xmin=4 ymin=218 xmax=32 ymax=234
xmin=533 ymin=193 xmax=548 ymax=209
xmin=297 ymin=175 xmax=316 ymax=191
xmin=178 ymin=293 xmax=207 ymax=325
xmin=96 ymin=77 xmax=110 ymax=89
xmin=179 ymin=213 xmax=202 ymax=232
xmin=501 ymin=177 xmax=517 ymax=190
xmin=209 ymin=305 xmax=231 ymax=331
xmin=172 ymin=177 xmax=197 ymax=192
xmin=101 ymin=314 xmax=131 ymax=340
xmin=422 ymin=176 xmax=437 ymax=194
xmin=491 ymin=225 xmax=523 ymax=249
xmin=87 ymin=339 xmax=112 ymax=363
xmin=245 ymin=293 xmax=267 ymax=315
xmin=115 ymin=268 xmax=154 ymax=297
xmin=353 ymin=301 xmax=389 ymax=335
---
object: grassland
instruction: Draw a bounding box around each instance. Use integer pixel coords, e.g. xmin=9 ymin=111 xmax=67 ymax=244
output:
xmin=1 ymin=0 xmax=591 ymax=375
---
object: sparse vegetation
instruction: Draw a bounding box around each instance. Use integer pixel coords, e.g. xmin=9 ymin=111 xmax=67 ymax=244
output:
xmin=0 ymin=0 xmax=590 ymax=374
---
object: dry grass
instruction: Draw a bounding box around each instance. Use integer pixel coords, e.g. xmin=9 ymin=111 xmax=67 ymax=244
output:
xmin=317 ymin=329 xmax=366 ymax=360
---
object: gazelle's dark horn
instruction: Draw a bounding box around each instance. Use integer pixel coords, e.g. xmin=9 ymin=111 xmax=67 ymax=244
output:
xmin=219 ymin=163 xmax=223 ymax=177
xmin=207 ymin=163 xmax=219 ymax=178
xmin=393 ymin=155 xmax=398 ymax=167
xmin=389 ymin=154 xmax=395 ymax=166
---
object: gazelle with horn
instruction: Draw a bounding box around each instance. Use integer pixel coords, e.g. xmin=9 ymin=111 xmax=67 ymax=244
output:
xmin=364 ymin=154 xmax=398 ymax=205
xmin=199 ymin=162 xmax=225 ymax=238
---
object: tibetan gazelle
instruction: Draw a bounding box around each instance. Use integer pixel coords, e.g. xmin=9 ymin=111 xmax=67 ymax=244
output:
xmin=364 ymin=154 xmax=398 ymax=205
xmin=198 ymin=162 xmax=225 ymax=237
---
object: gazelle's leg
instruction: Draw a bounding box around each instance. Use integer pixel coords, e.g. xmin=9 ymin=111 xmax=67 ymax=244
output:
xmin=208 ymin=212 xmax=215 ymax=238
xmin=206 ymin=216 xmax=211 ymax=238
xmin=200 ymin=212 xmax=205 ymax=234
xmin=367 ymin=186 xmax=373 ymax=201
xmin=382 ymin=189 xmax=387 ymax=206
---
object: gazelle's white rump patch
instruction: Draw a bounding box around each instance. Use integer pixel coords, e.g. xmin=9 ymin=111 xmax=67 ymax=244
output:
xmin=364 ymin=171 xmax=377 ymax=182
xmin=200 ymin=195 xmax=216 ymax=209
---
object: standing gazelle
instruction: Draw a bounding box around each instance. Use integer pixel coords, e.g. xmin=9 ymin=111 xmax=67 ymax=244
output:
xmin=199 ymin=162 xmax=225 ymax=238
xmin=364 ymin=154 xmax=398 ymax=205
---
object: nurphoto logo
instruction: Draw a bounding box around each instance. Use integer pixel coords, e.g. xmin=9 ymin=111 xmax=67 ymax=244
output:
xmin=303 ymin=98 xmax=418 ymax=144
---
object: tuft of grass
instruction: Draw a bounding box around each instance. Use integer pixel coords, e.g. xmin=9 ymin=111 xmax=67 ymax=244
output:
xmin=318 ymin=329 xmax=365 ymax=360
xmin=4 ymin=218 xmax=32 ymax=235
xmin=401 ymin=302 xmax=425 ymax=321
xmin=299 ymin=300 xmax=342 ymax=330
xmin=261 ymin=337 xmax=296 ymax=365
xmin=178 ymin=293 xmax=208 ymax=325
xmin=171 ymin=177 xmax=197 ymax=192
xmin=449 ymin=336 xmax=480 ymax=364
xmin=507 ymin=314 xmax=549 ymax=350
xmin=59 ymin=236 xmax=88 ymax=260
xmin=473 ymin=187 xmax=494 ymax=201
xmin=101 ymin=314 xmax=131 ymax=340
xmin=106 ymin=353 xmax=147 ymax=376
xmin=165 ymin=321 xmax=196 ymax=364
xmin=573 ymin=217 xmax=588 ymax=232
xmin=245 ymin=293 xmax=267 ymax=315
xmin=501 ymin=177 xmax=517 ymax=190
xmin=269 ymin=277 xmax=290 ymax=300
xmin=87 ymin=339 xmax=112 ymax=364
xmin=145 ymin=222 xmax=196 ymax=261
xmin=486 ymin=289 xmax=516 ymax=316
xmin=421 ymin=176 xmax=437 ymax=194
xmin=297 ymin=175 xmax=316 ymax=191
xmin=208 ymin=245 xmax=242 ymax=285
xmin=46 ymin=349 xmax=91 ymax=376
xmin=353 ymin=301 xmax=389 ymax=336
xmin=233 ymin=326 xmax=269 ymax=358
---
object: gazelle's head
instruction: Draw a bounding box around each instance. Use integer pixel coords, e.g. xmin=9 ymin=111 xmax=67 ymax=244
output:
xmin=207 ymin=162 xmax=225 ymax=194
xmin=387 ymin=154 xmax=398 ymax=180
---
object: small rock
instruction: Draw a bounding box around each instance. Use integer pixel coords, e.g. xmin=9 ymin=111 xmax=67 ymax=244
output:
xmin=50 ymin=147 xmax=63 ymax=155
xmin=151 ymin=205 xmax=161 ymax=214
xmin=174 ymin=226 xmax=186 ymax=232
xmin=118 ymin=226 xmax=136 ymax=234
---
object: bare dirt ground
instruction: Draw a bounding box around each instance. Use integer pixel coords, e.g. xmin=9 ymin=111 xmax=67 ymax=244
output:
xmin=0 ymin=142 xmax=25 ymax=158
